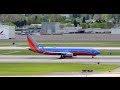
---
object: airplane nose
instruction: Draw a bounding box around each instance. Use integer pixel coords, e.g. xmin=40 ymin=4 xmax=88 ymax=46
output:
xmin=96 ymin=50 xmax=100 ymax=55
xmin=92 ymin=49 xmax=100 ymax=55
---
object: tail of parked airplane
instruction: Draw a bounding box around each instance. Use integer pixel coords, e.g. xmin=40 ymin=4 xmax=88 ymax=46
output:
xmin=27 ymin=34 xmax=45 ymax=53
xmin=0 ymin=31 xmax=3 ymax=34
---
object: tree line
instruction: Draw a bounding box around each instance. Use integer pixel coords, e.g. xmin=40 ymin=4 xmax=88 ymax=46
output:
xmin=0 ymin=14 xmax=120 ymax=28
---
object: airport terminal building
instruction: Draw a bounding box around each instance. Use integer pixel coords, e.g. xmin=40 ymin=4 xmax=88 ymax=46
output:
xmin=15 ymin=22 xmax=120 ymax=35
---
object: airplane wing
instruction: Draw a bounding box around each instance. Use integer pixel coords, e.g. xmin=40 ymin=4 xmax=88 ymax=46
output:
xmin=45 ymin=51 xmax=73 ymax=56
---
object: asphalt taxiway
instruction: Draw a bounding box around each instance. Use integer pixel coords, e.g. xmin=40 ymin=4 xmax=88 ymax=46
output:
xmin=0 ymin=55 xmax=120 ymax=65
xmin=1 ymin=74 xmax=120 ymax=77
xmin=0 ymin=72 xmax=120 ymax=77
xmin=0 ymin=55 xmax=120 ymax=77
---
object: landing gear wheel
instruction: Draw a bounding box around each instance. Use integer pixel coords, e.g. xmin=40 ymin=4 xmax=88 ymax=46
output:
xmin=59 ymin=54 xmax=65 ymax=59
xmin=92 ymin=56 xmax=94 ymax=58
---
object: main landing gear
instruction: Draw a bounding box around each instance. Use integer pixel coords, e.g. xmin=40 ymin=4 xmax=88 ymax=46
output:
xmin=59 ymin=55 xmax=73 ymax=59
xmin=59 ymin=54 xmax=65 ymax=59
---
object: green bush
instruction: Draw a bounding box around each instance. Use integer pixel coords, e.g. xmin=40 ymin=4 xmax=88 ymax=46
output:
xmin=89 ymin=22 xmax=108 ymax=28
xmin=80 ymin=23 xmax=88 ymax=29
xmin=64 ymin=18 xmax=72 ymax=23
xmin=60 ymin=23 xmax=73 ymax=27
xmin=66 ymin=23 xmax=73 ymax=27
xmin=3 ymin=22 xmax=16 ymax=26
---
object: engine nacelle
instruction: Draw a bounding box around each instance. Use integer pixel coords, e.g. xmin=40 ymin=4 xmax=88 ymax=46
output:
xmin=64 ymin=52 xmax=73 ymax=57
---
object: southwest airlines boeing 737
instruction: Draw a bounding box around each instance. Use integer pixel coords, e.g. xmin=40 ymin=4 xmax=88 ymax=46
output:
xmin=27 ymin=34 xmax=100 ymax=59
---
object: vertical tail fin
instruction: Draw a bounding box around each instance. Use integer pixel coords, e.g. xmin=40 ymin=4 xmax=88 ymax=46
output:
xmin=27 ymin=34 xmax=39 ymax=53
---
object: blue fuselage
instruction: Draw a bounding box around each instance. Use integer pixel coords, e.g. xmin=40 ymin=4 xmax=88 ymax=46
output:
xmin=38 ymin=47 xmax=100 ymax=56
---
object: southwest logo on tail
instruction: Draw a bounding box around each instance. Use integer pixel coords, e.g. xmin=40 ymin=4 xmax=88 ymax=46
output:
xmin=27 ymin=34 xmax=100 ymax=59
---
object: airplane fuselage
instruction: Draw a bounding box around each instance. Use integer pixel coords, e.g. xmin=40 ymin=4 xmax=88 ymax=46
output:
xmin=37 ymin=47 xmax=100 ymax=56
xmin=27 ymin=34 xmax=100 ymax=59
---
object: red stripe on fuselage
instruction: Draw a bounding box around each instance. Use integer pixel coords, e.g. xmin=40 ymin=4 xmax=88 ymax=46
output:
xmin=73 ymin=52 xmax=96 ymax=56
xmin=43 ymin=52 xmax=96 ymax=56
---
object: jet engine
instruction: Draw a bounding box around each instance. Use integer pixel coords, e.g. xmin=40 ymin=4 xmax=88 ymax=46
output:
xmin=64 ymin=52 xmax=73 ymax=57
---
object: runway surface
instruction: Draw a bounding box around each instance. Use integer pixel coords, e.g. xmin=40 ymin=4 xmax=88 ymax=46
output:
xmin=0 ymin=72 xmax=120 ymax=77
xmin=0 ymin=55 xmax=120 ymax=64
xmin=1 ymin=46 xmax=120 ymax=50
xmin=0 ymin=55 xmax=120 ymax=77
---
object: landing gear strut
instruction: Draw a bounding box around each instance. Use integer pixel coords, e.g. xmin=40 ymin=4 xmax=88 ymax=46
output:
xmin=92 ymin=56 xmax=94 ymax=58
xmin=59 ymin=54 xmax=65 ymax=59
